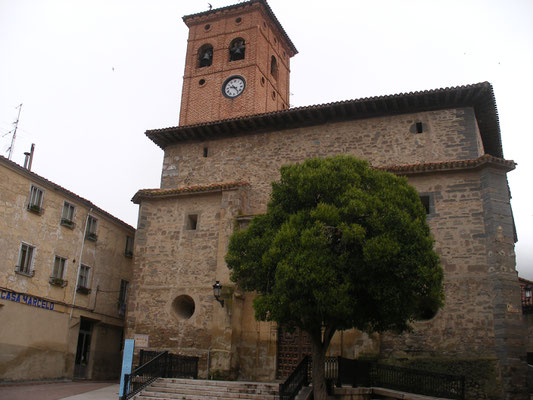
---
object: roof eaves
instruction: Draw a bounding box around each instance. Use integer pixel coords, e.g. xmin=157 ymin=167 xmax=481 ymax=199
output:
xmin=0 ymin=156 xmax=135 ymax=231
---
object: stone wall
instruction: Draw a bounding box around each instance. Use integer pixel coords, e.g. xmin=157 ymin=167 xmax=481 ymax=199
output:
xmin=129 ymin=106 xmax=526 ymax=397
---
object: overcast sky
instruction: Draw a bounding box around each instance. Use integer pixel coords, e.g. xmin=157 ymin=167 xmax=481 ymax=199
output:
xmin=1 ymin=0 xmax=532 ymax=278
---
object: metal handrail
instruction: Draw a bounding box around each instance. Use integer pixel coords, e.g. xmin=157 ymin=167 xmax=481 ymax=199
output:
xmin=279 ymin=355 xmax=310 ymax=400
xmin=122 ymin=351 xmax=168 ymax=400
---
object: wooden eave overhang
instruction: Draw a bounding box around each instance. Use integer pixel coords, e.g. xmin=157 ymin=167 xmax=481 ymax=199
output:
xmin=0 ymin=156 xmax=135 ymax=231
xmin=147 ymin=82 xmax=504 ymax=158
xmin=132 ymin=181 xmax=249 ymax=204
xmin=380 ymin=154 xmax=515 ymax=175
xmin=183 ymin=0 xmax=297 ymax=56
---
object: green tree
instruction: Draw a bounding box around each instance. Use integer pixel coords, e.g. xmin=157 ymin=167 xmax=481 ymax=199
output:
xmin=226 ymin=156 xmax=443 ymax=400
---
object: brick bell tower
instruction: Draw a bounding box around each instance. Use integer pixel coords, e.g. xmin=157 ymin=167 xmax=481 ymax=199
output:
xmin=179 ymin=0 xmax=297 ymax=126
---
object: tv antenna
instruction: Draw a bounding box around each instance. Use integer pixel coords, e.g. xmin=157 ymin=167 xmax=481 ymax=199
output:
xmin=6 ymin=103 xmax=23 ymax=160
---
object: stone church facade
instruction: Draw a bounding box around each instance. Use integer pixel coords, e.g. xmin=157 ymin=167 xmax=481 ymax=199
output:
xmin=126 ymin=1 xmax=527 ymax=398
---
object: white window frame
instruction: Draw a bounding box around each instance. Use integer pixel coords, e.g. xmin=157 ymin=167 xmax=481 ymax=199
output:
xmin=17 ymin=242 xmax=35 ymax=276
xmin=86 ymin=216 xmax=98 ymax=240
xmin=52 ymin=255 xmax=67 ymax=279
xmin=78 ymin=264 xmax=91 ymax=288
xmin=28 ymin=185 xmax=44 ymax=211
xmin=61 ymin=201 xmax=75 ymax=224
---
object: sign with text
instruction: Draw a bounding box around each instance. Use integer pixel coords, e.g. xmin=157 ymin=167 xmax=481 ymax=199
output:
xmin=0 ymin=289 xmax=55 ymax=311
xmin=134 ymin=334 xmax=149 ymax=348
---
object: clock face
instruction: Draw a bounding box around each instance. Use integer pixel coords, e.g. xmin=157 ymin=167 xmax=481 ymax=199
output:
xmin=222 ymin=75 xmax=246 ymax=98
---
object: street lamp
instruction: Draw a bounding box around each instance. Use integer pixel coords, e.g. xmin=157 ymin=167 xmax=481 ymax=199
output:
xmin=213 ymin=280 xmax=224 ymax=308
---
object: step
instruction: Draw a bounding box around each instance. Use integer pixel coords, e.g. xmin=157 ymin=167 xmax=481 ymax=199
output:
xmin=134 ymin=378 xmax=280 ymax=400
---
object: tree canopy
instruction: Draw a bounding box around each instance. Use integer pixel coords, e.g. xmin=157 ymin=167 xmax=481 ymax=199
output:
xmin=225 ymin=155 xmax=444 ymax=398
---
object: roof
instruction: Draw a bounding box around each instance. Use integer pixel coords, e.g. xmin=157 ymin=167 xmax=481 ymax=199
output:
xmin=380 ymin=154 xmax=515 ymax=175
xmin=183 ymin=0 xmax=297 ymax=56
xmin=0 ymin=156 xmax=135 ymax=231
xmin=132 ymin=182 xmax=249 ymax=204
xmin=146 ymin=82 xmax=504 ymax=158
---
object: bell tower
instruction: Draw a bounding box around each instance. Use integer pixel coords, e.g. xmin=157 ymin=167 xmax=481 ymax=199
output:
xmin=179 ymin=0 xmax=297 ymax=126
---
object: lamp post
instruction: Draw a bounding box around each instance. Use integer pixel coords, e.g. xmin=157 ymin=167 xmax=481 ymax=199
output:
xmin=213 ymin=280 xmax=224 ymax=308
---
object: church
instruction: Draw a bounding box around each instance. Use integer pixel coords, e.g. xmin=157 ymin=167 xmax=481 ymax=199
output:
xmin=125 ymin=1 xmax=527 ymax=398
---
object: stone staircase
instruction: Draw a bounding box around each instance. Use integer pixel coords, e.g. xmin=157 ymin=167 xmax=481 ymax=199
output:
xmin=133 ymin=377 xmax=280 ymax=400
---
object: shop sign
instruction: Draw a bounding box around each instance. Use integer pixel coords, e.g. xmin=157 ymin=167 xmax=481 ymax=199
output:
xmin=0 ymin=289 xmax=55 ymax=311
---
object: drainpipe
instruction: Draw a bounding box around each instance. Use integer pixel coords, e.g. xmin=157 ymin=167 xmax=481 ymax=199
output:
xmin=70 ymin=208 xmax=93 ymax=319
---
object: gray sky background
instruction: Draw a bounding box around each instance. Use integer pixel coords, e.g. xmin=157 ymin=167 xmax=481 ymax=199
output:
xmin=1 ymin=0 xmax=532 ymax=278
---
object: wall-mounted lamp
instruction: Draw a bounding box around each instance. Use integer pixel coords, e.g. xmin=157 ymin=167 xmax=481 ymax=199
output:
xmin=213 ymin=280 xmax=224 ymax=308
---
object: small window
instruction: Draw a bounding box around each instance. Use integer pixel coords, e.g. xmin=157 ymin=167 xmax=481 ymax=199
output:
xmin=229 ymin=38 xmax=245 ymax=61
xmin=28 ymin=185 xmax=43 ymax=213
xmin=270 ymin=55 xmax=278 ymax=79
xmin=52 ymin=256 xmax=67 ymax=279
xmin=78 ymin=264 xmax=91 ymax=289
xmin=61 ymin=201 xmax=75 ymax=226
xmin=198 ymin=44 xmax=213 ymax=68
xmin=86 ymin=216 xmax=98 ymax=241
xmin=186 ymin=214 xmax=198 ymax=231
xmin=118 ymin=279 xmax=129 ymax=316
xmin=17 ymin=243 xmax=35 ymax=276
xmin=125 ymin=236 xmax=134 ymax=258
xmin=419 ymin=195 xmax=433 ymax=215
xmin=203 ymin=147 xmax=209 ymax=157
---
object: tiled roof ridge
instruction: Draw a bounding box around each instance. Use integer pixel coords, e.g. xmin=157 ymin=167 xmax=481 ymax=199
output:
xmin=182 ymin=0 xmax=297 ymax=55
xmin=132 ymin=181 xmax=249 ymax=203
xmin=0 ymin=155 xmax=135 ymax=231
xmin=147 ymin=81 xmax=492 ymax=135
xmin=380 ymin=154 xmax=515 ymax=174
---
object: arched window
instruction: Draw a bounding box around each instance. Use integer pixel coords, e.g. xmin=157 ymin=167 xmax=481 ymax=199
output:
xmin=198 ymin=44 xmax=213 ymax=68
xmin=270 ymin=55 xmax=278 ymax=79
xmin=229 ymin=38 xmax=245 ymax=61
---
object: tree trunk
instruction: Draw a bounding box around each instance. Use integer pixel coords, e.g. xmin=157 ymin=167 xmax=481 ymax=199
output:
xmin=311 ymin=338 xmax=327 ymax=400
xmin=309 ymin=326 xmax=336 ymax=400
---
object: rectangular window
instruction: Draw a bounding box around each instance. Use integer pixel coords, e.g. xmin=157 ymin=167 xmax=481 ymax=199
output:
xmin=28 ymin=185 xmax=43 ymax=212
xmin=118 ymin=280 xmax=129 ymax=315
xmin=86 ymin=216 xmax=98 ymax=241
xmin=52 ymin=256 xmax=67 ymax=279
xmin=61 ymin=202 xmax=75 ymax=225
xmin=124 ymin=236 xmax=134 ymax=258
xmin=78 ymin=265 xmax=90 ymax=288
xmin=17 ymin=243 xmax=35 ymax=275
xmin=185 ymin=214 xmax=198 ymax=231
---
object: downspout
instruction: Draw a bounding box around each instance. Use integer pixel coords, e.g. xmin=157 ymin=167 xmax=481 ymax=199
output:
xmin=70 ymin=208 xmax=93 ymax=319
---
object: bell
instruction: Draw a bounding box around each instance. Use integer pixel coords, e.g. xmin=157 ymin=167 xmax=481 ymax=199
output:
xmin=202 ymin=52 xmax=211 ymax=61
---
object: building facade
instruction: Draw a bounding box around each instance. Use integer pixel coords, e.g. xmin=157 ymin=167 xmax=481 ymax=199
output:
xmin=126 ymin=1 xmax=527 ymax=398
xmin=0 ymin=155 xmax=134 ymax=381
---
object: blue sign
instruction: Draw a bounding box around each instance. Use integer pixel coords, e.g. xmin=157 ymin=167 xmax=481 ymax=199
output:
xmin=0 ymin=289 xmax=54 ymax=310
xmin=119 ymin=339 xmax=135 ymax=398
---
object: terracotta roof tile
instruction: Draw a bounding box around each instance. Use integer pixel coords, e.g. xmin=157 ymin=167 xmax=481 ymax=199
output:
xmin=0 ymin=156 xmax=135 ymax=231
xmin=146 ymin=82 xmax=504 ymax=159
xmin=379 ymin=154 xmax=515 ymax=175
xmin=183 ymin=0 xmax=297 ymax=56
xmin=132 ymin=181 xmax=249 ymax=204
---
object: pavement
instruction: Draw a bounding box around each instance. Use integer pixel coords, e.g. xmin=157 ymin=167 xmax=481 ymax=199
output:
xmin=0 ymin=381 xmax=120 ymax=400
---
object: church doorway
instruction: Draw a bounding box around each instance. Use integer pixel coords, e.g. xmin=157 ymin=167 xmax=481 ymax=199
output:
xmin=74 ymin=318 xmax=93 ymax=378
xmin=276 ymin=328 xmax=312 ymax=379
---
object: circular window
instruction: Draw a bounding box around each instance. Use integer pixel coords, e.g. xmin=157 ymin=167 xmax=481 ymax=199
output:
xmin=235 ymin=17 xmax=242 ymax=24
xmin=204 ymin=24 xmax=211 ymax=31
xmin=261 ymin=76 xmax=265 ymax=86
xmin=172 ymin=295 xmax=195 ymax=320
xmin=199 ymin=79 xmax=206 ymax=86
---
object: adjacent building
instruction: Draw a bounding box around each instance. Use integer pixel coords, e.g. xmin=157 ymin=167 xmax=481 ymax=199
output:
xmin=0 ymin=155 xmax=134 ymax=381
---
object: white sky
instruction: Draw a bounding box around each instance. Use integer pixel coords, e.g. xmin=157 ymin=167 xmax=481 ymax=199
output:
xmin=1 ymin=0 xmax=532 ymax=278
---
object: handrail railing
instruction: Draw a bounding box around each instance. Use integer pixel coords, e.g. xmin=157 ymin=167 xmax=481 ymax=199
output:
xmin=279 ymin=355 xmax=310 ymax=400
xmin=122 ymin=350 xmax=168 ymax=400
xmin=121 ymin=351 xmax=199 ymax=400
xmin=335 ymin=357 xmax=465 ymax=400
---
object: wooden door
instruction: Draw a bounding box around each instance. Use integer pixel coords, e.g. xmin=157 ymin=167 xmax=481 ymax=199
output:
xmin=276 ymin=328 xmax=312 ymax=379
